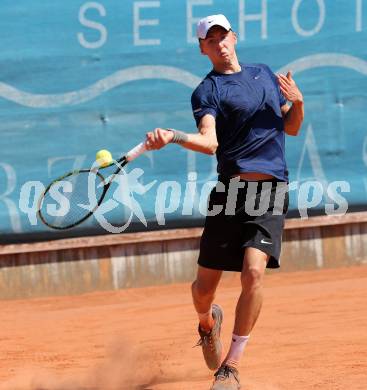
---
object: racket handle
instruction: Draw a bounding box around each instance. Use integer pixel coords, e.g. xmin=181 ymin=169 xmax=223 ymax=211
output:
xmin=126 ymin=142 xmax=147 ymax=161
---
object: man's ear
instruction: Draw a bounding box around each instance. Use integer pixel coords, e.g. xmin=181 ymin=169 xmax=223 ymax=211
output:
xmin=232 ymin=31 xmax=238 ymax=44
xmin=199 ymin=40 xmax=206 ymax=55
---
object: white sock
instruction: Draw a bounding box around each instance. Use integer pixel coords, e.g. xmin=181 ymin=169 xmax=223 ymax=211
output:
xmin=224 ymin=334 xmax=250 ymax=368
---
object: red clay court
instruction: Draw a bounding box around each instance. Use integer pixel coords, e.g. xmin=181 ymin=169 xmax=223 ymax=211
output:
xmin=0 ymin=265 xmax=366 ymax=390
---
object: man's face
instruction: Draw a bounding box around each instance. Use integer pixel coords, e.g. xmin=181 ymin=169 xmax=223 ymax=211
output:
xmin=199 ymin=26 xmax=237 ymax=64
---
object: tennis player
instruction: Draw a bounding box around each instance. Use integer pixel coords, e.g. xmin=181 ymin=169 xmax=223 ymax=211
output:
xmin=146 ymin=14 xmax=304 ymax=390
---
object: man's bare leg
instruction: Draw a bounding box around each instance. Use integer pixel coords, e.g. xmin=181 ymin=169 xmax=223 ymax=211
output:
xmin=192 ymin=265 xmax=224 ymax=371
xmin=223 ymin=247 xmax=269 ymax=369
xmin=191 ymin=265 xmax=222 ymax=331
xmin=234 ymin=247 xmax=269 ymax=335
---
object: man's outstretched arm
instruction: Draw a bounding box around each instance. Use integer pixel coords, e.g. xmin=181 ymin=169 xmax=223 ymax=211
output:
xmin=145 ymin=114 xmax=218 ymax=155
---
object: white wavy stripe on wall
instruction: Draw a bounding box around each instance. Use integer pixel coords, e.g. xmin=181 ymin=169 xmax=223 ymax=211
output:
xmin=0 ymin=54 xmax=366 ymax=108
xmin=277 ymin=53 xmax=367 ymax=75
xmin=0 ymin=66 xmax=201 ymax=108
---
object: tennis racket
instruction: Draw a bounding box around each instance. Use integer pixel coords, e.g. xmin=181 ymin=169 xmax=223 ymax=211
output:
xmin=37 ymin=142 xmax=147 ymax=230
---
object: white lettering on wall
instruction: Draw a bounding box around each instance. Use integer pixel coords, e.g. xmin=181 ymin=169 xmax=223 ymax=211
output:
xmin=78 ymin=2 xmax=107 ymax=49
xmin=292 ymin=0 xmax=325 ymax=37
xmin=186 ymin=0 xmax=213 ymax=43
xmin=356 ymin=0 xmax=363 ymax=31
xmin=133 ymin=1 xmax=161 ymax=46
xmin=239 ymin=0 xmax=268 ymax=41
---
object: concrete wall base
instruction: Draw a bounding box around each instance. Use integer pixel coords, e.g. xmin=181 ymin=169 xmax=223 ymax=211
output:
xmin=1 ymin=213 xmax=366 ymax=299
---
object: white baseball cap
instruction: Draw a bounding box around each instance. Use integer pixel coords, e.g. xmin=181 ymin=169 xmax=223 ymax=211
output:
xmin=196 ymin=14 xmax=232 ymax=39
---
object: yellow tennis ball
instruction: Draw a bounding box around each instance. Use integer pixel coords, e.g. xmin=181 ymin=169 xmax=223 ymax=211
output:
xmin=96 ymin=149 xmax=113 ymax=167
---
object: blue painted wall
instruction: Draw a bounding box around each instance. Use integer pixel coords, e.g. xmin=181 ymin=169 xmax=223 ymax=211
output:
xmin=1 ymin=0 xmax=366 ymax=241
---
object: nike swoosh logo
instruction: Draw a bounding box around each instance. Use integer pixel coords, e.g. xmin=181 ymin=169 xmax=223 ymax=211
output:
xmin=260 ymin=239 xmax=272 ymax=245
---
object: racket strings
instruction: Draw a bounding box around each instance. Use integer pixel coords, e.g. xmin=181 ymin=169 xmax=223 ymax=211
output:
xmin=38 ymin=171 xmax=105 ymax=229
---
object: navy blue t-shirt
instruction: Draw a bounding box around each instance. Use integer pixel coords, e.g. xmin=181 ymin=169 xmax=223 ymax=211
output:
xmin=191 ymin=63 xmax=288 ymax=181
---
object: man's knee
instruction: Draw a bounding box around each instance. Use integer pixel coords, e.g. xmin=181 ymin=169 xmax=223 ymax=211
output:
xmin=241 ymin=266 xmax=265 ymax=291
xmin=241 ymin=247 xmax=268 ymax=291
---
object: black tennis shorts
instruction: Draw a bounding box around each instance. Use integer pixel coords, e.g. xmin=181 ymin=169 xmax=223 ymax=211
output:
xmin=198 ymin=177 xmax=289 ymax=272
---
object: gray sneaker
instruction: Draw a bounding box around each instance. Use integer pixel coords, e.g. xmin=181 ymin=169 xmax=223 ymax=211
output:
xmin=211 ymin=365 xmax=241 ymax=390
xmin=195 ymin=304 xmax=223 ymax=370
